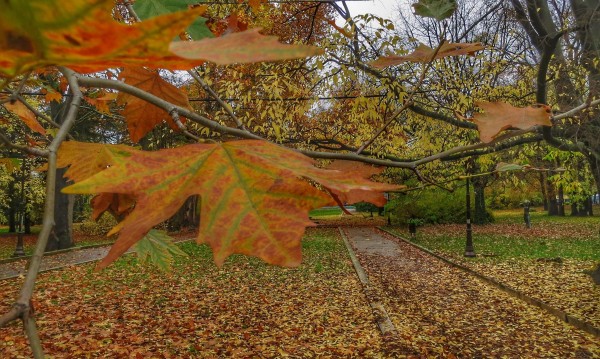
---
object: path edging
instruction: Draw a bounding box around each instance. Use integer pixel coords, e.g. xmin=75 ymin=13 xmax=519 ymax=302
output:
xmin=0 ymin=242 xmax=115 ymax=265
xmin=338 ymin=227 xmax=396 ymax=335
xmin=378 ymin=226 xmax=600 ymax=338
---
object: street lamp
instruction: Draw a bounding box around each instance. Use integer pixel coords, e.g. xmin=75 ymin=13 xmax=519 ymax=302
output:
xmin=464 ymin=175 xmax=475 ymax=257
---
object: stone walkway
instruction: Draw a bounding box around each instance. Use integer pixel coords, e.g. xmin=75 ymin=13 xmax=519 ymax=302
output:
xmin=342 ymin=226 xmax=600 ymax=357
xmin=0 ymin=246 xmax=114 ymax=280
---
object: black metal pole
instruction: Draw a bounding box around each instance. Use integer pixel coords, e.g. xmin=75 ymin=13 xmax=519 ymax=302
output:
xmin=464 ymin=176 xmax=475 ymax=257
xmin=12 ymin=158 xmax=26 ymax=257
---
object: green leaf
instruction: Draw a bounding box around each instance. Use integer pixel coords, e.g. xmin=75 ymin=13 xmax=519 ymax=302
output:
xmin=133 ymin=229 xmax=188 ymax=271
xmin=412 ymin=0 xmax=457 ymax=21
xmin=133 ymin=0 xmax=213 ymax=40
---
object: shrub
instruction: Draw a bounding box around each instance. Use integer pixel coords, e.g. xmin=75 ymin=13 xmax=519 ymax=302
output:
xmin=387 ymin=187 xmax=468 ymax=225
xmin=76 ymin=213 xmax=118 ymax=236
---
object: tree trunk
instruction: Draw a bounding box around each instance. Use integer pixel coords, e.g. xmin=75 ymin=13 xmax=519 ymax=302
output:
xmin=547 ymin=180 xmax=558 ymax=216
xmin=473 ymin=182 xmax=488 ymax=225
xmin=558 ymin=185 xmax=565 ymax=216
xmin=539 ymin=172 xmax=548 ymax=211
xmin=571 ymin=203 xmax=579 ymax=216
xmin=46 ymin=168 xmax=74 ymax=252
xmin=45 ymin=99 xmax=74 ymax=252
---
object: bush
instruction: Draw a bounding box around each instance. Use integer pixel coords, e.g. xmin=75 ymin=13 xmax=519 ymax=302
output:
xmin=387 ymin=187 xmax=477 ymax=225
xmin=76 ymin=213 xmax=118 ymax=236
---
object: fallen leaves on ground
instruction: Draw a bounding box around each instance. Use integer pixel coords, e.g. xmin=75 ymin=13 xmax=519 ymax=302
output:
xmin=349 ymin=228 xmax=600 ymax=357
xmin=0 ymin=228 xmax=383 ymax=358
xmin=399 ymin=222 xmax=600 ymax=328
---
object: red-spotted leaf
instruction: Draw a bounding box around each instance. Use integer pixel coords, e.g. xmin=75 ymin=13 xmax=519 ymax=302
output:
xmin=472 ymin=102 xmax=552 ymax=143
xmin=169 ymin=28 xmax=324 ymax=64
xmin=60 ymin=140 xmax=400 ymax=269
xmin=117 ymin=67 xmax=193 ymax=143
xmin=370 ymin=42 xmax=484 ymax=68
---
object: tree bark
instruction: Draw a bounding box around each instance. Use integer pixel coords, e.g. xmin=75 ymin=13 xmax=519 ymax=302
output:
xmin=539 ymin=172 xmax=548 ymax=211
xmin=46 ymin=167 xmax=74 ymax=252
xmin=558 ymin=185 xmax=565 ymax=216
xmin=45 ymin=100 xmax=74 ymax=252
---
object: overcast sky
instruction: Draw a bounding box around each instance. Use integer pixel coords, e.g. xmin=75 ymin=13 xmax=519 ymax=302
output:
xmin=342 ymin=0 xmax=401 ymax=21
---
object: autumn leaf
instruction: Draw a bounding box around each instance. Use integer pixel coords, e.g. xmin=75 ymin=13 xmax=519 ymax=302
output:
xmin=370 ymin=42 xmax=484 ymax=68
xmin=472 ymin=102 xmax=552 ymax=143
xmin=0 ymin=0 xmax=205 ymax=78
xmin=91 ymin=193 xmax=135 ymax=221
xmin=55 ymin=141 xmax=140 ymax=183
xmin=4 ymin=101 xmax=46 ymax=135
xmin=248 ymin=0 xmax=265 ymax=12
xmin=60 ymin=140 xmax=399 ymax=269
xmin=169 ymin=28 xmax=324 ymax=65
xmin=85 ymin=92 xmax=117 ymax=114
xmin=412 ymin=0 xmax=457 ymax=21
xmin=327 ymin=20 xmax=354 ymax=39
xmin=325 ymin=160 xmax=402 ymax=207
xmin=117 ymin=67 xmax=192 ymax=143
xmin=41 ymin=87 xmax=62 ymax=103
xmin=133 ymin=229 xmax=188 ymax=271
xmin=0 ymin=158 xmax=20 ymax=172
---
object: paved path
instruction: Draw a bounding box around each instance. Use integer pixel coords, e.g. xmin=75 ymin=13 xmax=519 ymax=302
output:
xmin=342 ymin=226 xmax=599 ymax=357
xmin=0 ymin=246 xmax=114 ymax=280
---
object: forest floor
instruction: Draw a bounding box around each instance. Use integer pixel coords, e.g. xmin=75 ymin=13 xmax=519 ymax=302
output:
xmin=0 ymin=210 xmax=598 ymax=357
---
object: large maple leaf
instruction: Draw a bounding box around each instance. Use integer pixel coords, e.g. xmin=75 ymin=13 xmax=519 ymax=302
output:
xmin=370 ymin=42 xmax=484 ymax=69
xmin=471 ymin=101 xmax=552 ymax=143
xmin=117 ymin=67 xmax=193 ymax=143
xmin=59 ymin=140 xmax=399 ymax=268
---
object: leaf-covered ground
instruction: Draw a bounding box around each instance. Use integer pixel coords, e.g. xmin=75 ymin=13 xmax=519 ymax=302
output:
xmin=1 ymin=228 xmax=383 ymax=358
xmin=353 ymin=229 xmax=600 ymax=358
xmin=388 ymin=218 xmax=600 ymax=329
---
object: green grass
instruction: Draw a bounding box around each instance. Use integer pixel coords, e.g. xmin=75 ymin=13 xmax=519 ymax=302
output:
xmin=309 ymin=207 xmax=343 ymax=217
xmin=407 ymin=233 xmax=600 ymax=261
xmin=387 ymin=207 xmax=600 ymax=261
xmin=493 ymin=206 xmax=599 ymax=226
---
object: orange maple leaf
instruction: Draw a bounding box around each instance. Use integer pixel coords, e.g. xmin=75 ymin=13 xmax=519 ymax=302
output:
xmin=117 ymin=67 xmax=193 ymax=143
xmin=0 ymin=0 xmax=208 ymax=78
xmin=471 ymin=101 xmax=552 ymax=143
xmin=170 ymin=28 xmax=324 ymax=65
xmin=4 ymin=101 xmax=46 ymax=135
xmin=91 ymin=193 xmax=135 ymax=221
xmin=370 ymin=42 xmax=484 ymax=68
xmin=60 ymin=140 xmax=400 ymax=269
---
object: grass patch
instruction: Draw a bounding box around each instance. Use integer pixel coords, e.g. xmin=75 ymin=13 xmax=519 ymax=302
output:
xmin=309 ymin=207 xmax=343 ymax=217
xmin=407 ymin=232 xmax=600 ymax=261
xmin=387 ymin=207 xmax=600 ymax=261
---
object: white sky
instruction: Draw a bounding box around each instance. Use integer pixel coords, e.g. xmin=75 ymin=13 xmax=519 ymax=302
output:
xmin=341 ymin=0 xmax=401 ymax=21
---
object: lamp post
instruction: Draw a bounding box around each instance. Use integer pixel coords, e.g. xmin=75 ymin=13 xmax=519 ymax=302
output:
xmin=11 ymin=157 xmax=26 ymax=257
xmin=464 ymin=175 xmax=475 ymax=257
